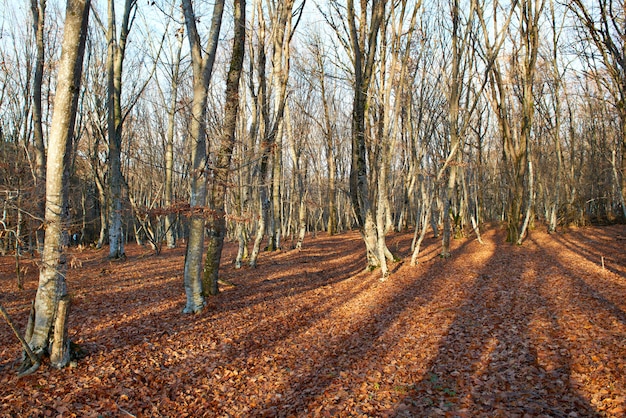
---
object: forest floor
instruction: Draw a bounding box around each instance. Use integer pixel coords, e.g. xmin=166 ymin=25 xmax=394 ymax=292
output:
xmin=1 ymin=225 xmax=626 ymax=417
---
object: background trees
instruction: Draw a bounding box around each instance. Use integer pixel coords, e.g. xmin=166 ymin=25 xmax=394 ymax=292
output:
xmin=1 ymin=0 xmax=625 ymax=315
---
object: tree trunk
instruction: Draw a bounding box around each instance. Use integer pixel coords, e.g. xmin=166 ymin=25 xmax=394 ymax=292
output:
xmin=25 ymin=0 xmax=89 ymax=370
xmin=95 ymin=171 xmax=108 ymax=249
xmin=203 ymin=0 xmax=245 ymax=297
xmin=107 ymin=0 xmax=135 ymax=259
xmin=30 ymin=0 xmax=47 ymax=253
xmin=165 ymin=32 xmax=183 ymax=249
xmin=248 ymin=0 xmax=299 ymax=266
xmin=315 ymin=49 xmax=338 ymax=235
xmin=268 ymin=123 xmax=283 ymax=250
xmin=49 ymin=295 xmax=70 ymax=368
xmin=181 ymin=0 xmax=225 ymax=313
xmin=441 ymin=164 xmax=457 ymax=258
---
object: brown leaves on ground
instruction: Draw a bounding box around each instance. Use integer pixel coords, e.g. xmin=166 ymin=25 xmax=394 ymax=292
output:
xmin=1 ymin=225 xmax=625 ymax=417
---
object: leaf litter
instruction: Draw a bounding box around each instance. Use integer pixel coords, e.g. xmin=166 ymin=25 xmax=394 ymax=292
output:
xmin=1 ymin=225 xmax=625 ymax=417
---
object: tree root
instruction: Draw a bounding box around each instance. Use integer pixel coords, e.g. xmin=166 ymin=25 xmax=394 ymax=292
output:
xmin=218 ymin=278 xmax=237 ymax=287
xmin=17 ymin=358 xmax=41 ymax=378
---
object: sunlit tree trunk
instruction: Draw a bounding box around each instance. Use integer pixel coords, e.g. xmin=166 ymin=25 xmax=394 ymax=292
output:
xmin=478 ymin=0 xmax=539 ymax=244
xmin=545 ymin=0 xmax=564 ymax=233
xmin=249 ymin=0 xmax=300 ymax=266
xmin=269 ymin=122 xmax=283 ymax=250
xmin=106 ymin=0 xmax=136 ymax=259
xmin=283 ymin=104 xmax=307 ymax=249
xmin=181 ymin=0 xmax=224 ymax=313
xmin=441 ymin=0 xmax=464 ymax=258
xmin=165 ymin=31 xmax=183 ymax=249
xmin=249 ymin=1 xmax=268 ymax=267
xmin=343 ymin=0 xmax=385 ymax=271
xmin=25 ymin=0 xmax=90 ymax=372
xmin=515 ymin=0 xmax=543 ymax=244
xmin=310 ymin=40 xmax=339 ymax=235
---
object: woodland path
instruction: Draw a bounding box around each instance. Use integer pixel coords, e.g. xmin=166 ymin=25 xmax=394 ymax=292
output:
xmin=1 ymin=225 xmax=625 ymax=417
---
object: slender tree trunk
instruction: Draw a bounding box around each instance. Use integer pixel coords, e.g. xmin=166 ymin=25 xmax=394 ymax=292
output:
xmin=249 ymin=0 xmax=299 ymax=266
xmin=249 ymin=1 xmax=270 ymax=267
xmin=326 ymin=150 xmax=338 ymax=236
xmin=518 ymin=157 xmax=534 ymax=244
xmin=441 ymin=163 xmax=457 ymax=258
xmin=181 ymin=0 xmax=224 ymax=313
xmin=203 ymin=0 xmax=245 ymax=297
xmin=346 ymin=0 xmax=385 ymax=271
xmin=25 ymin=0 xmax=89 ymax=371
xmin=165 ymin=33 xmax=183 ymax=249
xmin=269 ymin=123 xmax=283 ymax=250
xmin=107 ymin=0 xmax=135 ymax=259
xmin=30 ymin=0 xmax=47 ymax=253
xmin=619 ymin=114 xmax=626 ymax=220
xmin=95 ymin=172 xmax=108 ymax=248
xmin=315 ymin=51 xmax=338 ymax=235
xmin=410 ymin=173 xmax=435 ymax=266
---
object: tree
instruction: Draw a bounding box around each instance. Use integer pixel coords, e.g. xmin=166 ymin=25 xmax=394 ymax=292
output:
xmin=477 ymin=0 xmax=543 ymax=244
xmin=22 ymin=0 xmax=90 ymax=373
xmin=163 ymin=27 xmax=184 ymax=250
xmin=106 ymin=0 xmax=137 ymax=259
xmin=568 ymin=0 xmax=626 ymax=220
xmin=321 ymin=0 xmax=387 ymax=273
xmin=30 ymin=0 xmax=47 ymax=252
xmin=311 ymin=38 xmax=339 ymax=236
xmin=203 ymin=0 xmax=246 ymax=296
xmin=346 ymin=0 xmax=386 ymax=273
xmin=181 ymin=0 xmax=225 ymax=313
xmin=248 ymin=0 xmax=303 ymax=266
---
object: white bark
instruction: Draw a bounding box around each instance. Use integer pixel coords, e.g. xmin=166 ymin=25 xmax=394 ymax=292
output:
xmin=28 ymin=0 xmax=90 ymax=368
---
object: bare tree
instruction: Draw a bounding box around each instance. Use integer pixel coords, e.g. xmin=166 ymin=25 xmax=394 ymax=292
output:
xmin=477 ymin=0 xmax=543 ymax=244
xmin=30 ymin=0 xmax=47 ymax=252
xmin=568 ymin=0 xmax=626 ymax=220
xmin=372 ymin=0 xmax=420 ymax=274
xmin=104 ymin=0 xmax=137 ymax=259
xmin=164 ymin=28 xmax=184 ymax=249
xmin=248 ymin=0 xmax=303 ymax=266
xmin=202 ymin=0 xmax=246 ymax=296
xmin=181 ymin=0 xmax=225 ymax=313
xmin=321 ymin=0 xmax=387 ymax=271
xmin=22 ymin=0 xmax=90 ymax=374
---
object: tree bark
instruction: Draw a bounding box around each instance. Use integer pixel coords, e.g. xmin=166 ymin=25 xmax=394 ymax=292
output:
xmin=30 ymin=0 xmax=47 ymax=253
xmin=26 ymin=0 xmax=89 ymax=369
xmin=203 ymin=0 xmax=246 ymax=297
xmin=49 ymin=295 xmax=70 ymax=368
xmin=107 ymin=0 xmax=136 ymax=259
xmin=345 ymin=0 xmax=385 ymax=271
xmin=165 ymin=31 xmax=183 ymax=249
xmin=181 ymin=0 xmax=225 ymax=313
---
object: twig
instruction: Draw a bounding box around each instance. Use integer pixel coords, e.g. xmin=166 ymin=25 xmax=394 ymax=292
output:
xmin=116 ymin=404 xmax=137 ymax=417
xmin=0 ymin=302 xmax=40 ymax=374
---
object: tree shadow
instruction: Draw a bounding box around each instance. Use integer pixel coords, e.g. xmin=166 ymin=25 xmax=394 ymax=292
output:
xmin=241 ymin=235 xmax=477 ymax=415
xmin=548 ymin=225 xmax=626 ymax=279
xmin=394 ymin=231 xmax=606 ymax=416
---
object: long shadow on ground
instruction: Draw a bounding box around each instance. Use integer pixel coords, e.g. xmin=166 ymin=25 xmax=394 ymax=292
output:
xmin=396 ymin=230 xmax=603 ymax=416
